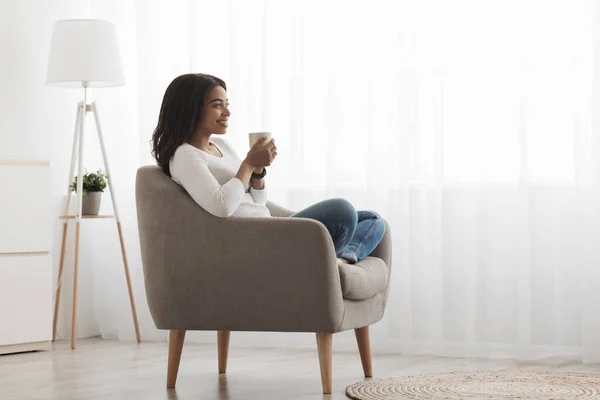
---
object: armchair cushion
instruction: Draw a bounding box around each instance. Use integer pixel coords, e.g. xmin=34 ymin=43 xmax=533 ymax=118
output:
xmin=338 ymin=257 xmax=389 ymax=300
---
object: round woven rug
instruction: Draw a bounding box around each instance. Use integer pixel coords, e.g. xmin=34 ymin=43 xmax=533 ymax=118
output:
xmin=346 ymin=371 xmax=600 ymax=399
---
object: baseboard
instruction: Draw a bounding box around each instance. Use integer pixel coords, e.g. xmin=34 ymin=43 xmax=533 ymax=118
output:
xmin=0 ymin=341 xmax=51 ymax=355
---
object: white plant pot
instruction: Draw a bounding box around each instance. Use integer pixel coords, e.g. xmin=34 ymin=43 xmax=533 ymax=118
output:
xmin=82 ymin=192 xmax=102 ymax=215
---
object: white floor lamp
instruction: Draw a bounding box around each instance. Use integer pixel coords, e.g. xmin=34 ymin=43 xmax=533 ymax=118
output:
xmin=46 ymin=19 xmax=141 ymax=349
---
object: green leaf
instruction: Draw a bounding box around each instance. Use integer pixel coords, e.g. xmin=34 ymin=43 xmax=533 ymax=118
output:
xmin=70 ymin=169 xmax=107 ymax=194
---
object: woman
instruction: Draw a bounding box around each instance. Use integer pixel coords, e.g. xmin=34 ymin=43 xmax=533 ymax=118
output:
xmin=151 ymin=73 xmax=385 ymax=264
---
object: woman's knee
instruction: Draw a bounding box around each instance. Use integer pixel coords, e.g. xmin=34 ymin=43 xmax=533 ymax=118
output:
xmin=328 ymin=198 xmax=358 ymax=226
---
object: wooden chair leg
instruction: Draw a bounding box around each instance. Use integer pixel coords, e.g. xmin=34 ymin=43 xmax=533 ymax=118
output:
xmin=167 ymin=330 xmax=186 ymax=388
xmin=217 ymin=330 xmax=230 ymax=373
xmin=354 ymin=326 xmax=373 ymax=377
xmin=316 ymin=332 xmax=333 ymax=394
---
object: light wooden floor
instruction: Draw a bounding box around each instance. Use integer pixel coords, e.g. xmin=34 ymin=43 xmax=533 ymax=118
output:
xmin=2 ymin=338 xmax=600 ymax=400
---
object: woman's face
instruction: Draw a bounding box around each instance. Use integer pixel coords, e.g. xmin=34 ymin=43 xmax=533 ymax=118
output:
xmin=196 ymin=85 xmax=230 ymax=135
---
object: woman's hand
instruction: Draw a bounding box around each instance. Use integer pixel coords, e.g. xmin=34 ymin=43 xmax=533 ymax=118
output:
xmin=244 ymin=138 xmax=277 ymax=169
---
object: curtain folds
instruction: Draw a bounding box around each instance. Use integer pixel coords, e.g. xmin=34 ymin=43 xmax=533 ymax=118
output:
xmin=85 ymin=0 xmax=600 ymax=362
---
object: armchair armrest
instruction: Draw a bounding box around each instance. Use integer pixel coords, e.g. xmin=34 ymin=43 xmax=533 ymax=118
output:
xmin=154 ymin=204 xmax=346 ymax=333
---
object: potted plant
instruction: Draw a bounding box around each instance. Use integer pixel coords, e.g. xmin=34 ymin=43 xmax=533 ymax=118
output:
xmin=70 ymin=169 xmax=107 ymax=215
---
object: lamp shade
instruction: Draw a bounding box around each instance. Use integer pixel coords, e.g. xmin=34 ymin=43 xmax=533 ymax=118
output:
xmin=46 ymin=19 xmax=124 ymax=88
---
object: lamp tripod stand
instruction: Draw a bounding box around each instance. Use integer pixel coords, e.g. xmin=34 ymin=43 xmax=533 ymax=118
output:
xmin=52 ymin=89 xmax=141 ymax=349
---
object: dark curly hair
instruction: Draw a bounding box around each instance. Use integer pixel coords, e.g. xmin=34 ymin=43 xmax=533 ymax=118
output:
xmin=151 ymin=73 xmax=227 ymax=176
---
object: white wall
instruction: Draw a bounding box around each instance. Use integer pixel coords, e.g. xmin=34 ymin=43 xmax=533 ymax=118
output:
xmin=0 ymin=0 xmax=155 ymax=341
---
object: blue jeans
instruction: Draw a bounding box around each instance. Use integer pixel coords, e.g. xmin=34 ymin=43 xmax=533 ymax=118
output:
xmin=291 ymin=198 xmax=385 ymax=263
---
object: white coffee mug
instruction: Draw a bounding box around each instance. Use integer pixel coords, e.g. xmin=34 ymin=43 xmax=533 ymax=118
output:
xmin=249 ymin=132 xmax=272 ymax=148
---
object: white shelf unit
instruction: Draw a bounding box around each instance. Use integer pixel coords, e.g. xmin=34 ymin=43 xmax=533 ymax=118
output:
xmin=0 ymin=160 xmax=52 ymax=354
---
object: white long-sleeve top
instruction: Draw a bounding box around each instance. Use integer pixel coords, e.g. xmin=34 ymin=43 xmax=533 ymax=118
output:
xmin=169 ymin=137 xmax=271 ymax=218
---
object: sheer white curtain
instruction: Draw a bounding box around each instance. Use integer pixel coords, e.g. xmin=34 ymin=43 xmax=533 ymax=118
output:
xmin=88 ymin=0 xmax=600 ymax=362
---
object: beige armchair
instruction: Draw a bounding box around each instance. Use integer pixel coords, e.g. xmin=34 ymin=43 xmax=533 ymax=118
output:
xmin=135 ymin=165 xmax=392 ymax=394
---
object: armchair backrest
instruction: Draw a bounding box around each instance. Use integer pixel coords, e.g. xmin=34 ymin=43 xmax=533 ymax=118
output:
xmin=135 ymin=166 xmax=196 ymax=324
